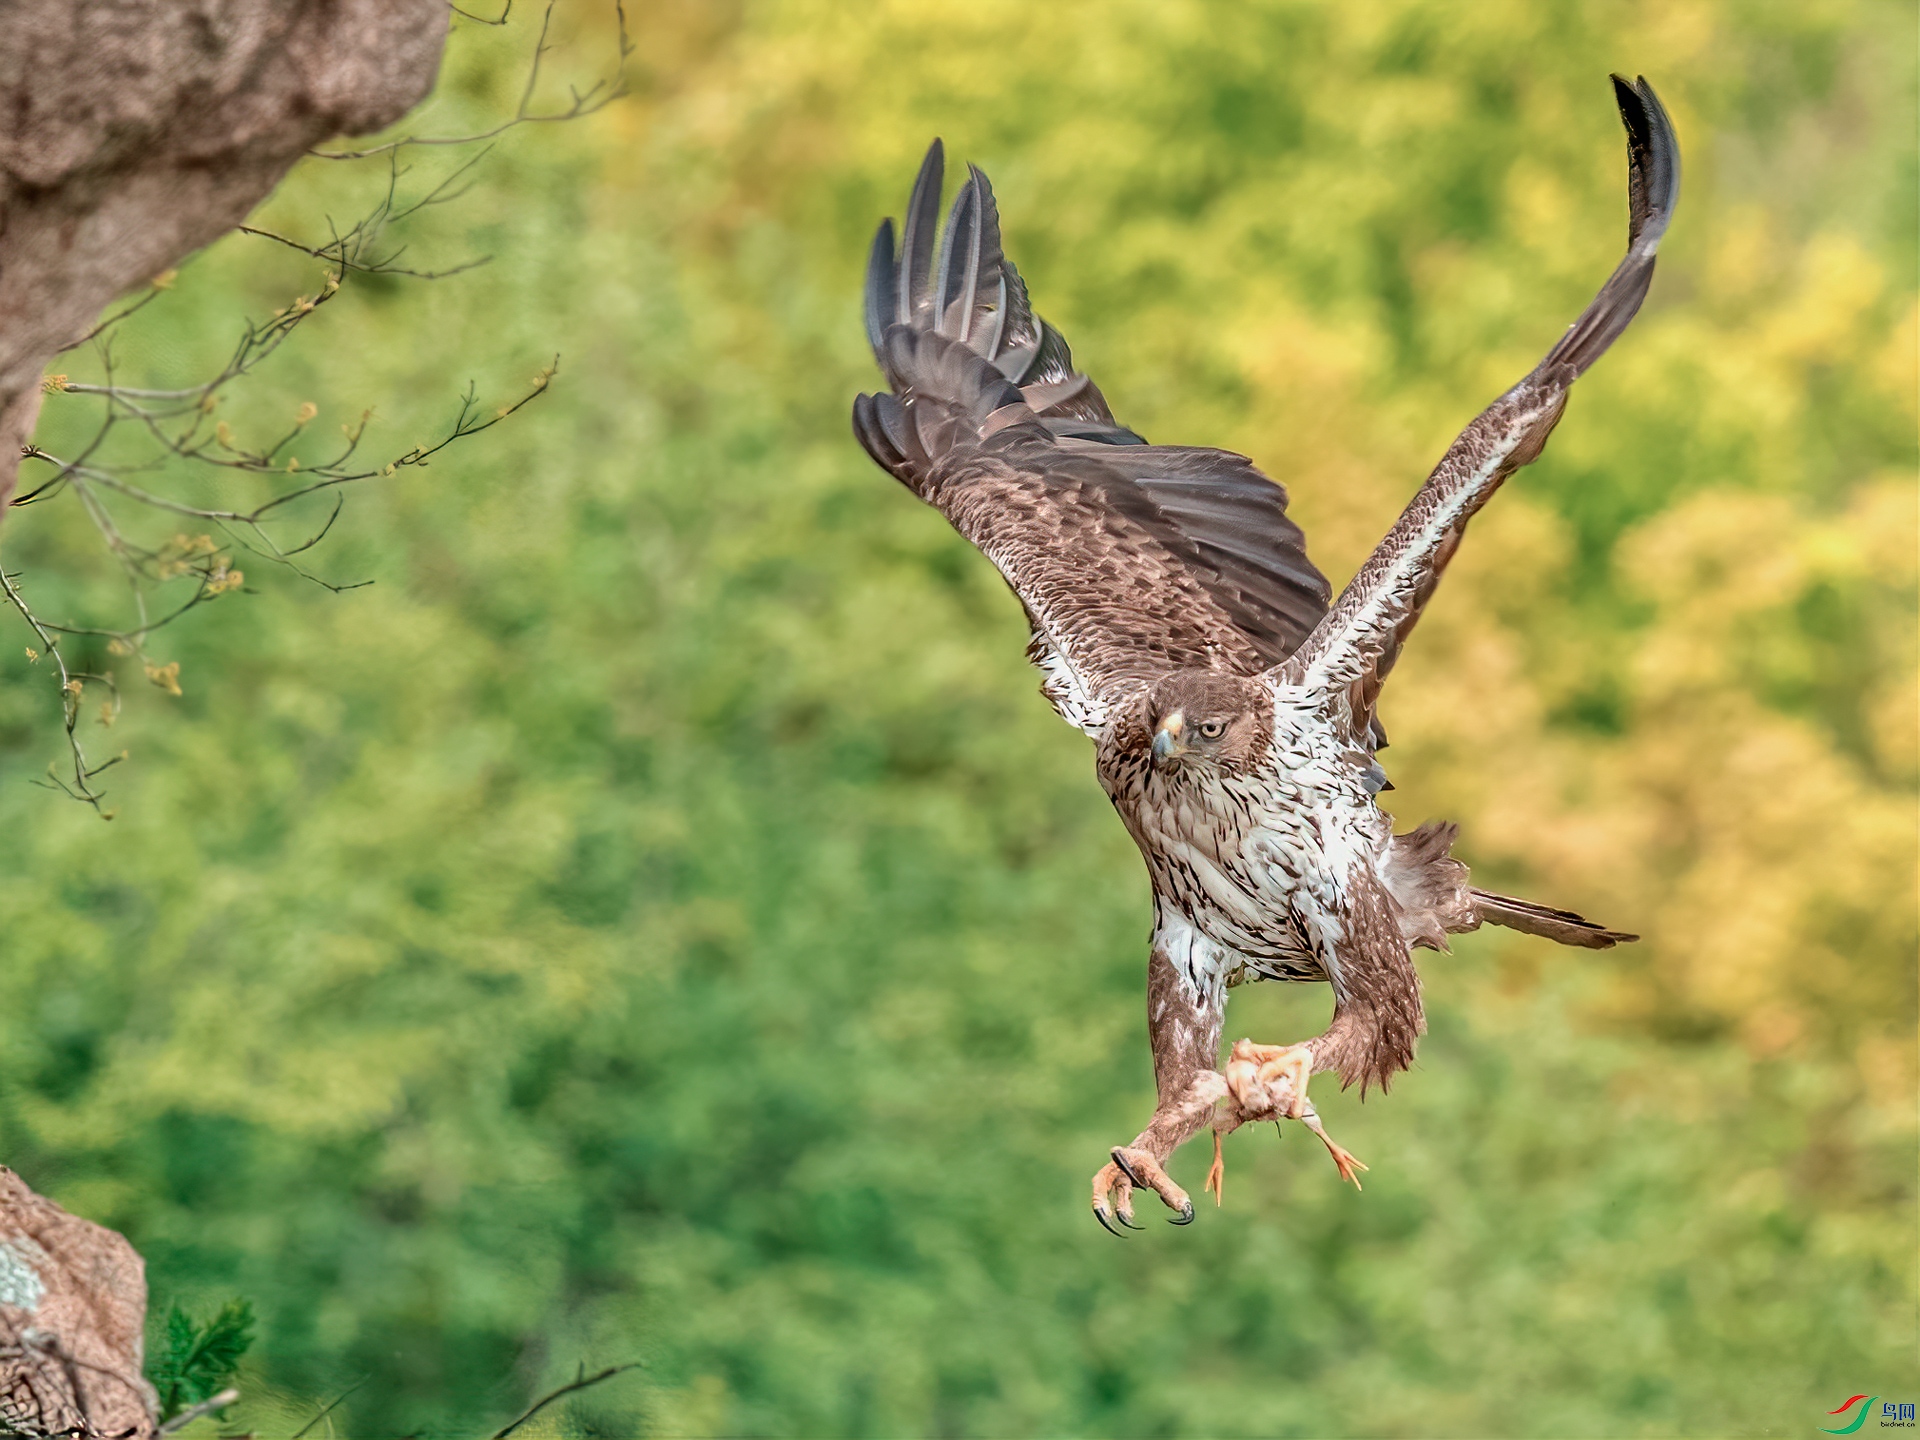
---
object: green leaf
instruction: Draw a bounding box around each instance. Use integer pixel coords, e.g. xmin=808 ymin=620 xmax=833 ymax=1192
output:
xmin=147 ymin=1298 xmax=255 ymax=1423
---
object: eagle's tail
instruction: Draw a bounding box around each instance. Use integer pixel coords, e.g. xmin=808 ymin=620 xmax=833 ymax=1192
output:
xmin=1384 ymin=821 xmax=1637 ymax=951
xmin=1470 ymin=889 xmax=1637 ymax=949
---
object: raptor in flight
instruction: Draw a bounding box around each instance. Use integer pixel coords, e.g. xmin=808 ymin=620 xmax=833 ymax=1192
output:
xmin=852 ymin=77 xmax=1678 ymax=1229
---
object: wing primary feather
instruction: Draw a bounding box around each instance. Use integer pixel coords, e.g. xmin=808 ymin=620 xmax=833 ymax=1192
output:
xmin=851 ymin=393 xmax=903 ymax=475
xmin=863 ymin=219 xmax=897 ymax=361
xmin=980 ymin=273 xmax=1010 ymax=358
xmin=996 ymin=259 xmax=1041 ymax=368
xmin=953 ymin=167 xmax=988 ymax=345
xmin=991 ymin=335 xmax=1040 ymax=381
xmin=967 ymin=168 xmax=1010 ymax=349
xmin=1616 ymin=74 xmax=1679 ymax=246
xmin=1541 ymin=74 xmax=1680 ymax=377
xmin=875 ymin=392 xmax=912 ymax=465
xmin=850 ymin=393 xmax=881 ymax=461
xmin=900 ymin=140 xmax=944 ymax=328
xmin=935 ymin=178 xmax=976 ymax=337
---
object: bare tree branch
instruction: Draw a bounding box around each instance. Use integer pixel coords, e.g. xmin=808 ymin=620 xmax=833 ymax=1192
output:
xmin=0 ymin=2 xmax=451 ymax=512
xmin=4 ymin=1 xmax=622 ymax=813
xmin=311 ymin=0 xmax=632 ymax=161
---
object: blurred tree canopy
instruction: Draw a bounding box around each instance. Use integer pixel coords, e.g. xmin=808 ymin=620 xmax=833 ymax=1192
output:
xmin=0 ymin=1 xmax=1913 ymax=1435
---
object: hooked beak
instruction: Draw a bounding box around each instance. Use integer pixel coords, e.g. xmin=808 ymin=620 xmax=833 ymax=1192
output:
xmin=1151 ymin=712 xmax=1187 ymax=765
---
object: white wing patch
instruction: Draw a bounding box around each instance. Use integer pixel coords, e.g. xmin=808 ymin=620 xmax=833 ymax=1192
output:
xmin=1295 ymin=442 xmax=1506 ymax=694
xmin=1026 ymin=626 xmax=1111 ymax=735
xmin=967 ymin=523 xmax=1120 ymax=738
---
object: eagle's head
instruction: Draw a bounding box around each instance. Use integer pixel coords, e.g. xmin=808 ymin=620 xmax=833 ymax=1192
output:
xmin=1144 ymin=671 xmax=1270 ymax=776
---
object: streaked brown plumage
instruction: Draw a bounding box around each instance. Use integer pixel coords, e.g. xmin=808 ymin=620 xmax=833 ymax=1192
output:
xmin=853 ymin=77 xmax=1678 ymax=1228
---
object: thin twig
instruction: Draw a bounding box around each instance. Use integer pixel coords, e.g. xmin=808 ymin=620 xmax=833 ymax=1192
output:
xmin=490 ymin=1362 xmax=644 ymax=1439
xmin=311 ymin=0 xmax=632 ymax=160
xmin=159 ymin=1387 xmax=241 ymax=1434
xmin=238 ymin=223 xmax=492 ymax=280
xmin=31 ymin=361 xmax=557 ymax=524
xmin=289 ymin=1379 xmax=366 ymax=1440
xmin=7 ymin=0 xmax=615 ymax=814
xmin=0 ymin=564 xmax=118 ymax=814
xmin=235 ymin=145 xmax=500 ymax=280
xmin=58 ymin=285 xmax=164 ymax=355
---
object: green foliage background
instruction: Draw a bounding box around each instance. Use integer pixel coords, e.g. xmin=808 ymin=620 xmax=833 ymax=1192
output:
xmin=2 ymin=2 xmax=1915 ymax=1434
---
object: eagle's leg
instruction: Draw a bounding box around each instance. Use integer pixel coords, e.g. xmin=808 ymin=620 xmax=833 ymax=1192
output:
xmin=1296 ymin=1099 xmax=1368 ymax=1187
xmin=1093 ymin=1070 xmax=1228 ymax=1229
xmin=1220 ymin=1039 xmax=1368 ymax=1189
xmin=1090 ymin=943 xmax=1227 ymax=1233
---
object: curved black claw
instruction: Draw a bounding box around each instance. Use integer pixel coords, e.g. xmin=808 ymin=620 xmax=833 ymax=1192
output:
xmin=1092 ymin=1205 xmax=1127 ymax=1238
xmin=1167 ymin=1198 xmax=1196 ymax=1226
xmin=1115 ymin=1209 xmax=1143 ymax=1231
xmin=1110 ymin=1148 xmax=1143 ymax=1188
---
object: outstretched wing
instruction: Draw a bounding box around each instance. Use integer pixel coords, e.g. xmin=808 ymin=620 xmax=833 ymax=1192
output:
xmin=1279 ymin=75 xmax=1680 ymax=742
xmin=853 ymin=143 xmax=1333 ymax=732
xmin=857 ymin=327 xmax=1271 ymax=731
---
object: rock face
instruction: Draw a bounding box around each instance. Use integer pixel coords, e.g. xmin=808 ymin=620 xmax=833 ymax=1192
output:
xmin=0 ymin=1167 xmax=155 ymax=1437
xmin=0 ymin=0 xmax=452 ymax=510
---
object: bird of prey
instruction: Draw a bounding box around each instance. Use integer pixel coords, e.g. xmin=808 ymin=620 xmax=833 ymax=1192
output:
xmin=852 ymin=77 xmax=1678 ymax=1230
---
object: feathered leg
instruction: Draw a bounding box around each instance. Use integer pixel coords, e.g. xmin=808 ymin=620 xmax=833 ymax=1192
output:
xmin=1090 ymin=944 xmax=1226 ymax=1232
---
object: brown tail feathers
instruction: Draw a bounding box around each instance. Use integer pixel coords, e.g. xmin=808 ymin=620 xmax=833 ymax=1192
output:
xmin=1470 ymin=889 xmax=1637 ymax=949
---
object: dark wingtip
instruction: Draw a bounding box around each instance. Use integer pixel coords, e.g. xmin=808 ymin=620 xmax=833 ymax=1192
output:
xmin=934 ymin=173 xmax=980 ymax=338
xmin=1537 ymin=74 xmax=1682 ymax=379
xmin=851 ymin=389 xmax=912 ymax=476
xmin=960 ymin=163 xmax=1011 ymax=353
xmin=1608 ymin=74 xmax=1680 ymax=252
xmin=899 ymin=140 xmax=946 ymax=328
xmin=850 ymin=392 xmax=888 ymax=468
xmin=863 ymin=218 xmax=896 ymax=360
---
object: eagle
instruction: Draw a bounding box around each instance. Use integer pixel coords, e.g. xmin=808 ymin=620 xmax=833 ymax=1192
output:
xmin=852 ymin=77 xmax=1679 ymax=1231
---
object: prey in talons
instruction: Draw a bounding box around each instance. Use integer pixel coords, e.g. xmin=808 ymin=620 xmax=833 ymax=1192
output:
xmin=1217 ymin=1039 xmax=1369 ymax=1193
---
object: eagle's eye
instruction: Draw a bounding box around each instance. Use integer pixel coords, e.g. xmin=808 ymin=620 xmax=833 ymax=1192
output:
xmin=1196 ymin=719 xmax=1227 ymax=740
